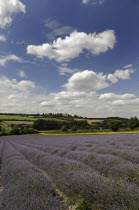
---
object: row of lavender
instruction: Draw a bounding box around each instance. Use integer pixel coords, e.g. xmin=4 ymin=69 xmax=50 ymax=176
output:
xmin=0 ymin=134 xmax=139 ymax=209
xmin=0 ymin=140 xmax=4 ymax=207
xmin=0 ymin=140 xmax=65 ymax=210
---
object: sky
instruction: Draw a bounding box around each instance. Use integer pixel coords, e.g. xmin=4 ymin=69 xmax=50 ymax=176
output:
xmin=0 ymin=0 xmax=139 ymax=117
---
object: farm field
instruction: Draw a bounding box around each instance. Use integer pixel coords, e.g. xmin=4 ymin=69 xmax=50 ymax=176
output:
xmin=0 ymin=114 xmax=102 ymax=124
xmin=0 ymin=115 xmax=66 ymax=122
xmin=4 ymin=121 xmax=33 ymax=125
xmin=0 ymin=115 xmax=36 ymax=121
xmin=0 ymin=134 xmax=139 ymax=209
xmin=74 ymin=118 xmax=103 ymax=125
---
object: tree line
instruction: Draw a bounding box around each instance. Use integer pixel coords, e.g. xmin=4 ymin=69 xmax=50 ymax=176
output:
xmin=92 ymin=117 xmax=139 ymax=131
xmin=33 ymin=119 xmax=88 ymax=130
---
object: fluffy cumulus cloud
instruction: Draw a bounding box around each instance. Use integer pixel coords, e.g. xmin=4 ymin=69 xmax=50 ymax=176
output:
xmin=113 ymin=69 xmax=135 ymax=80
xmin=64 ymin=70 xmax=109 ymax=91
xmin=0 ymin=0 xmax=26 ymax=28
xmin=0 ymin=54 xmax=23 ymax=66
xmin=99 ymin=92 xmax=139 ymax=108
xmin=99 ymin=93 xmax=136 ymax=100
xmin=107 ymin=67 xmax=135 ymax=83
xmin=0 ymin=34 xmax=6 ymax=42
xmin=27 ymin=30 xmax=116 ymax=62
xmin=107 ymin=74 xmax=118 ymax=84
xmin=112 ymin=98 xmax=139 ymax=105
xmin=0 ymin=76 xmax=39 ymax=113
xmin=0 ymin=77 xmax=35 ymax=91
xmin=40 ymin=91 xmax=87 ymax=107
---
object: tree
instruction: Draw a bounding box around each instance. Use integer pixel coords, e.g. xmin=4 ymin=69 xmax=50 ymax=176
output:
xmin=108 ymin=120 xmax=121 ymax=132
xmin=10 ymin=125 xmax=21 ymax=135
xmin=61 ymin=125 xmax=68 ymax=132
xmin=129 ymin=117 xmax=139 ymax=130
xmin=71 ymin=125 xmax=78 ymax=132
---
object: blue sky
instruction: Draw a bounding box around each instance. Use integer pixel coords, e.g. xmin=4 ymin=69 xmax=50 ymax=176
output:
xmin=0 ymin=0 xmax=139 ymax=117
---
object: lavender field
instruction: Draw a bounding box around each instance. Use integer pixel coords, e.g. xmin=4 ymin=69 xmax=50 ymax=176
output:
xmin=0 ymin=134 xmax=139 ymax=209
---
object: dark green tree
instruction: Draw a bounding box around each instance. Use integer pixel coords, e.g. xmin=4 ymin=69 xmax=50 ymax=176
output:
xmin=108 ymin=120 xmax=121 ymax=132
xmin=61 ymin=125 xmax=68 ymax=132
xmin=71 ymin=125 xmax=78 ymax=132
xmin=128 ymin=117 xmax=139 ymax=130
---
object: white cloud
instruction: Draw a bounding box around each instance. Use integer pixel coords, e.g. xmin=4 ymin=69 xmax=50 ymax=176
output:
xmin=114 ymin=69 xmax=135 ymax=80
xmin=27 ymin=30 xmax=116 ymax=62
xmin=16 ymin=40 xmax=25 ymax=45
xmin=107 ymin=66 xmax=135 ymax=83
xmin=18 ymin=70 xmax=26 ymax=78
xmin=45 ymin=18 xmax=60 ymax=30
xmin=99 ymin=93 xmax=136 ymax=100
xmin=64 ymin=70 xmax=109 ymax=91
xmin=0 ymin=0 xmax=26 ymax=28
xmin=51 ymin=91 xmax=87 ymax=101
xmin=0 ymin=34 xmax=6 ymax=42
xmin=40 ymin=101 xmax=54 ymax=107
xmin=8 ymin=94 xmax=17 ymax=100
xmin=13 ymin=80 xmax=35 ymax=91
xmin=58 ymin=65 xmax=79 ymax=75
xmin=0 ymin=54 xmax=23 ymax=66
xmin=124 ymin=64 xmax=133 ymax=69
xmin=82 ymin=0 xmax=104 ymax=5
xmin=0 ymin=77 xmax=35 ymax=91
xmin=82 ymin=0 xmax=90 ymax=4
xmin=107 ymin=74 xmax=118 ymax=84
xmin=112 ymin=98 xmax=139 ymax=105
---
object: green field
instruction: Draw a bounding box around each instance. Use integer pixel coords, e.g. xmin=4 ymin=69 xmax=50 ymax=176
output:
xmin=0 ymin=115 xmax=66 ymax=122
xmin=0 ymin=115 xmax=36 ymax=121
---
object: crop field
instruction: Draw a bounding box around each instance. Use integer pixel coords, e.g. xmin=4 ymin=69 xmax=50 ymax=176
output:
xmin=0 ymin=134 xmax=139 ymax=209
xmin=0 ymin=115 xmax=36 ymax=121
xmin=74 ymin=118 xmax=103 ymax=124
xmin=0 ymin=115 xmax=67 ymax=122
xmin=4 ymin=121 xmax=34 ymax=125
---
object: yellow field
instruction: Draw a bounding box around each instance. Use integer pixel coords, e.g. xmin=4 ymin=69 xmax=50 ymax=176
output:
xmin=74 ymin=118 xmax=103 ymax=124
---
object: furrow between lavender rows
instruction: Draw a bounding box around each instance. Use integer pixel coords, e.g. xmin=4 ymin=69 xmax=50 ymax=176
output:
xmin=11 ymin=141 xmax=139 ymax=210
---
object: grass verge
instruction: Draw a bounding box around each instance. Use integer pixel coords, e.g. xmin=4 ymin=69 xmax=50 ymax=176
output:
xmin=36 ymin=130 xmax=139 ymax=136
